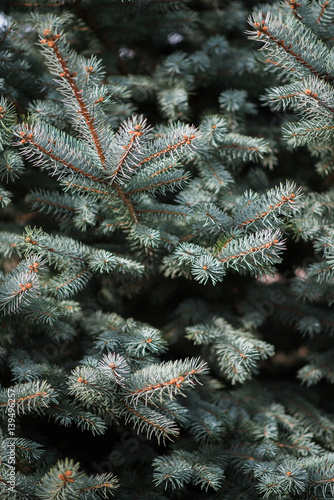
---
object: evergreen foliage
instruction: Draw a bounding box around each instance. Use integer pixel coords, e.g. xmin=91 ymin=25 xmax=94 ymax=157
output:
xmin=0 ymin=0 xmax=334 ymax=499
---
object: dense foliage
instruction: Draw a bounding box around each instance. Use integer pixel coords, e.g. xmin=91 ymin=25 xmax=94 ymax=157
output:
xmin=1 ymin=0 xmax=334 ymax=499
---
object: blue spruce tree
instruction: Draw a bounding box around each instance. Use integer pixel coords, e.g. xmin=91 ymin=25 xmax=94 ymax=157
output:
xmin=0 ymin=0 xmax=334 ymax=499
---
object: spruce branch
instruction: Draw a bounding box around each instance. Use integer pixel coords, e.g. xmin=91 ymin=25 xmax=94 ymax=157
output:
xmin=0 ymin=270 xmax=39 ymax=315
xmin=197 ymin=157 xmax=234 ymax=192
xmin=48 ymin=400 xmax=108 ymax=436
xmin=184 ymin=397 xmax=227 ymax=444
xmin=122 ymin=400 xmax=180 ymax=443
xmin=0 ymin=185 xmax=12 ymax=208
xmin=0 ymin=470 xmax=37 ymax=500
xmin=306 ymin=454 xmax=334 ymax=498
xmin=199 ymin=115 xmax=227 ymax=147
xmin=297 ymin=350 xmax=334 ymax=386
xmin=0 ymin=381 xmax=58 ymax=416
xmin=23 ymin=227 xmax=88 ymax=266
xmin=98 ymin=353 xmax=131 ymax=386
xmin=0 ymin=150 xmax=24 ymax=183
xmin=283 ymin=117 xmax=334 ymax=145
xmin=36 ymin=458 xmax=85 ymax=500
xmin=217 ymin=229 xmax=286 ymax=273
xmin=0 ymin=97 xmax=17 ymax=150
xmin=107 ymin=115 xmax=152 ymax=183
xmin=248 ymin=10 xmax=333 ymax=81
xmin=137 ymin=123 xmax=199 ymax=166
xmin=16 ymin=123 xmax=108 ymax=185
xmin=79 ymin=472 xmax=119 ymax=499
xmin=186 ymin=317 xmax=274 ymax=384
xmin=231 ymin=182 xmax=302 ymax=230
xmin=152 ymin=456 xmax=193 ymax=489
xmin=153 ymin=451 xmax=224 ymax=491
xmin=36 ymin=24 xmax=108 ymax=170
xmin=68 ymin=365 xmax=117 ymax=407
xmin=190 ymin=253 xmax=227 ymax=285
xmin=219 ymin=133 xmax=271 ymax=162
xmin=30 ymin=189 xmax=78 ymax=220
xmin=47 ymin=264 xmax=92 ymax=300
xmin=123 ymin=357 xmax=208 ymax=405
xmin=264 ymin=76 xmax=334 ymax=117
